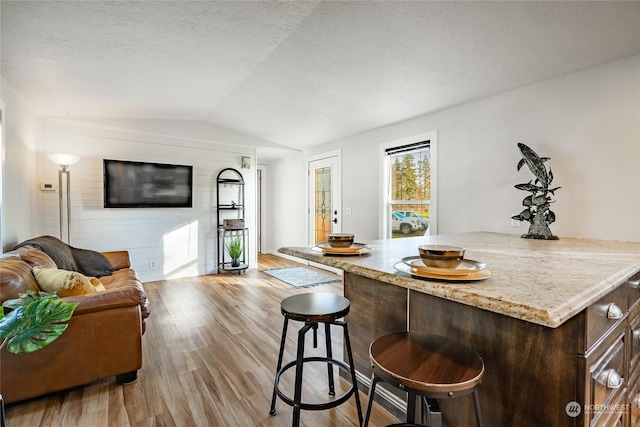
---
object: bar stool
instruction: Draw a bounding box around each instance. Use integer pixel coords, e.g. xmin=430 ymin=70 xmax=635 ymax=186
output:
xmin=269 ymin=293 xmax=363 ymax=427
xmin=362 ymin=331 xmax=484 ymax=427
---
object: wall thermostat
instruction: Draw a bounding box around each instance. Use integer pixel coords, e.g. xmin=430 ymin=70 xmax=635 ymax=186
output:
xmin=40 ymin=182 xmax=57 ymax=191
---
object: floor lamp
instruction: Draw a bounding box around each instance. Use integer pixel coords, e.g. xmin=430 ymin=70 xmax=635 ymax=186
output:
xmin=47 ymin=153 xmax=81 ymax=243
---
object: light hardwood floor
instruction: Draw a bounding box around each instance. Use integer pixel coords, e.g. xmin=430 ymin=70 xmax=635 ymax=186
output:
xmin=4 ymin=255 xmax=398 ymax=427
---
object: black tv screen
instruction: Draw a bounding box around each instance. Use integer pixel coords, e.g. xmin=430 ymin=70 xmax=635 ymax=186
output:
xmin=104 ymin=159 xmax=193 ymax=208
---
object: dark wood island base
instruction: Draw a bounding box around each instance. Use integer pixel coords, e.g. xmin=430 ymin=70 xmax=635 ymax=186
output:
xmin=345 ymin=271 xmax=580 ymax=426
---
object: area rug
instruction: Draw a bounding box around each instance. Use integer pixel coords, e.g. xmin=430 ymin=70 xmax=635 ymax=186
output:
xmin=263 ymin=267 xmax=341 ymax=288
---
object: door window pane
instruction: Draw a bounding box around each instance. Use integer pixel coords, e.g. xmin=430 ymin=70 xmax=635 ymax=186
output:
xmin=314 ymin=166 xmax=332 ymax=243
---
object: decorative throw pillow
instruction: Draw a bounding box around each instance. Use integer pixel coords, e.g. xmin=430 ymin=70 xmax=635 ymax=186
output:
xmin=89 ymin=277 xmax=106 ymax=292
xmin=32 ymin=267 xmax=104 ymax=297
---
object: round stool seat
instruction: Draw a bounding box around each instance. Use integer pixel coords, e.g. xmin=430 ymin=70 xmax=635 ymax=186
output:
xmin=370 ymin=331 xmax=484 ymax=395
xmin=281 ymin=292 xmax=350 ymax=322
xmin=363 ymin=331 xmax=485 ymax=427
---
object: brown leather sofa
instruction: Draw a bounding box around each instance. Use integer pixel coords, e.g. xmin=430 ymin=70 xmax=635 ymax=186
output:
xmin=0 ymin=245 xmax=150 ymax=404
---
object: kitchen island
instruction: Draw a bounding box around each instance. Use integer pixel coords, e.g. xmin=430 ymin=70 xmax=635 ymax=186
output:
xmin=279 ymin=232 xmax=640 ymax=427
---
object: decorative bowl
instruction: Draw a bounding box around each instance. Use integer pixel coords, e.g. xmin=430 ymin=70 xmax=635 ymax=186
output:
xmin=418 ymin=245 xmax=465 ymax=269
xmin=327 ymin=233 xmax=355 ymax=248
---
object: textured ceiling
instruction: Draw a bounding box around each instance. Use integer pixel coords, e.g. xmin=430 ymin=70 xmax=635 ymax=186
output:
xmin=1 ymin=1 xmax=639 ymax=154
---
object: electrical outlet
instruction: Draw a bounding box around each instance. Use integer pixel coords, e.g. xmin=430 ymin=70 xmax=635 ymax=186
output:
xmin=149 ymin=260 xmax=157 ymax=269
xmin=346 ymin=207 xmax=352 ymax=215
xmin=510 ymin=216 xmax=521 ymax=228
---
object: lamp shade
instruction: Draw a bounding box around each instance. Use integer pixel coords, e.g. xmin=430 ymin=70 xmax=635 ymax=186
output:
xmin=47 ymin=153 xmax=81 ymax=167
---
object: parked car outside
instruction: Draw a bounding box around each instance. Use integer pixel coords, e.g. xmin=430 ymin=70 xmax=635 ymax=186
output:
xmin=393 ymin=210 xmax=429 ymax=231
xmin=391 ymin=212 xmax=421 ymax=234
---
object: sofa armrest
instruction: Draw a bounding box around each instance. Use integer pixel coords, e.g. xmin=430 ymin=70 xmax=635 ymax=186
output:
xmin=62 ymin=285 xmax=146 ymax=317
xmin=102 ymin=251 xmax=131 ymax=271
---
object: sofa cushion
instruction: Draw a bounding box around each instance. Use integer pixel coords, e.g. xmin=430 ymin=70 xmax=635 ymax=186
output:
xmin=32 ymin=267 xmax=104 ymax=297
xmin=11 ymin=246 xmax=57 ymax=269
xmin=0 ymin=255 xmax=42 ymax=302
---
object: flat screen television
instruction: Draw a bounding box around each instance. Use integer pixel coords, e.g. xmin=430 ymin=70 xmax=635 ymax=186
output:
xmin=104 ymin=159 xmax=193 ymax=208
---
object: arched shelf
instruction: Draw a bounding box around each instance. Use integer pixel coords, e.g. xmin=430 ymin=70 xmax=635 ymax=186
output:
xmin=216 ymin=168 xmax=248 ymax=273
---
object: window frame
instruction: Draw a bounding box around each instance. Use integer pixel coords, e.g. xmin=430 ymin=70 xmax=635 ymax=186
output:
xmin=379 ymin=130 xmax=438 ymax=239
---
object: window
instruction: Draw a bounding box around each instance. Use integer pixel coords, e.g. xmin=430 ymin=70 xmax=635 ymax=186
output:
xmin=380 ymin=131 xmax=437 ymax=239
xmin=386 ymin=141 xmax=431 ymax=238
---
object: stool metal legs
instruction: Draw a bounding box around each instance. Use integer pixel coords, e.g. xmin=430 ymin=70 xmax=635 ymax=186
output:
xmin=421 ymin=396 xmax=442 ymax=427
xmin=325 ymin=322 xmax=335 ymax=397
xmin=341 ymin=320 xmax=363 ymax=425
xmin=362 ymin=372 xmax=482 ymax=427
xmin=270 ymin=316 xmax=290 ymax=415
xmin=362 ymin=373 xmax=381 ymax=427
xmin=292 ymin=322 xmax=313 ymax=425
xmin=472 ymin=390 xmax=483 ymax=427
xmin=270 ymin=316 xmax=363 ymax=427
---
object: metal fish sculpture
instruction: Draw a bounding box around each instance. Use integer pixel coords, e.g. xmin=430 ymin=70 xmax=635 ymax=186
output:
xmin=512 ymin=143 xmax=561 ymax=240
xmin=517 ymin=142 xmax=550 ymax=187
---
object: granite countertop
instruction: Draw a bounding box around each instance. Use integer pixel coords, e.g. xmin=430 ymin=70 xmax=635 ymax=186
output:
xmin=278 ymin=232 xmax=640 ymax=328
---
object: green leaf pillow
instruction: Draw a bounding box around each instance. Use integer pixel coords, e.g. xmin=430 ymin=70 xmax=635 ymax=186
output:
xmin=0 ymin=298 xmax=76 ymax=353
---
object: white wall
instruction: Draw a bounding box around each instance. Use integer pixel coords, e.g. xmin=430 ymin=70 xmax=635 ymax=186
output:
xmin=1 ymin=77 xmax=39 ymax=251
xmin=266 ymin=54 xmax=640 ymax=253
xmin=266 ymin=152 xmax=308 ymax=251
xmin=1 ymin=77 xmax=270 ymax=280
xmin=37 ymin=118 xmax=259 ymax=282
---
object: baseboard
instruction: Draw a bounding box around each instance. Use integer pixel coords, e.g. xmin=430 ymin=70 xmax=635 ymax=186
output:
xmin=263 ymin=251 xmax=343 ymax=275
xmin=265 ymin=250 xmax=309 ymax=265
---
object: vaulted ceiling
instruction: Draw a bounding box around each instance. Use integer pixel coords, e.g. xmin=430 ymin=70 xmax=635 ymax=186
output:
xmin=2 ymin=1 xmax=639 ymax=154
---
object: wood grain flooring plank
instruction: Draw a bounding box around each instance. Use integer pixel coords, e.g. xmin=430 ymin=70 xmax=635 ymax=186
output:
xmin=4 ymin=255 xmax=398 ymax=427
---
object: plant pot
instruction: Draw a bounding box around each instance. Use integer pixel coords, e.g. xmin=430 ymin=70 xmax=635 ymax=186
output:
xmin=231 ymin=258 xmax=241 ymax=268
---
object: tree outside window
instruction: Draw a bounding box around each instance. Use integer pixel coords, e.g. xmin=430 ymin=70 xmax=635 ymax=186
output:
xmin=389 ymin=145 xmax=431 ymax=238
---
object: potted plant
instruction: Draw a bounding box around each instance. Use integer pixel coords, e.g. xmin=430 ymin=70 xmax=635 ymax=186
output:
xmin=225 ymin=236 xmax=244 ymax=267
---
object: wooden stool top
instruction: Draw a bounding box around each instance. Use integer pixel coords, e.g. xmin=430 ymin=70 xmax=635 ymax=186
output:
xmin=370 ymin=331 xmax=484 ymax=394
xmin=281 ymin=293 xmax=350 ymax=322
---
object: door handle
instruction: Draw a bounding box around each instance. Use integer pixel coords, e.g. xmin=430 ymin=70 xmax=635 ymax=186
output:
xmin=333 ymin=210 xmax=338 ymax=224
xmin=332 ymin=218 xmax=338 ymax=224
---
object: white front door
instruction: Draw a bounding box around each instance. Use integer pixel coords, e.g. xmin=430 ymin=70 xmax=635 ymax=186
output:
xmin=308 ymin=151 xmax=341 ymax=246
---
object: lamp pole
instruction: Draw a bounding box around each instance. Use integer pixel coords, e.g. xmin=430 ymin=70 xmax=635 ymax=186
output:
xmin=58 ymin=166 xmax=71 ymax=242
xmin=47 ymin=153 xmax=80 ymax=244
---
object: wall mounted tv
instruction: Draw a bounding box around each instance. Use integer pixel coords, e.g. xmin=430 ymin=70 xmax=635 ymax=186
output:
xmin=104 ymin=159 xmax=193 ymax=208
